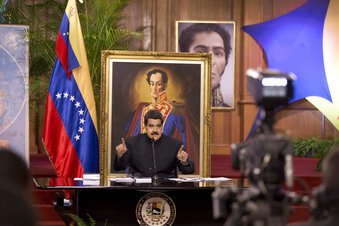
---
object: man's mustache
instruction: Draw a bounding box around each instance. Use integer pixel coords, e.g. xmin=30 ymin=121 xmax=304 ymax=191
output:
xmin=151 ymin=132 xmax=159 ymax=135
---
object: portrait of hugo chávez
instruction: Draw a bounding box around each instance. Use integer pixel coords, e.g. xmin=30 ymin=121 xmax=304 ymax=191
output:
xmin=177 ymin=21 xmax=235 ymax=109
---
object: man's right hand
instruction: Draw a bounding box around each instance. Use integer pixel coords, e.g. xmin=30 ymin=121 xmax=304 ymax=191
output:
xmin=116 ymin=138 xmax=127 ymax=159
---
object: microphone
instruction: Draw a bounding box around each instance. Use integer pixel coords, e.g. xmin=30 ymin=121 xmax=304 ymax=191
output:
xmin=151 ymin=138 xmax=158 ymax=184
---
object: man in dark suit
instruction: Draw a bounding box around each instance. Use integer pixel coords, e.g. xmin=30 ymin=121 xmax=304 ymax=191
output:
xmin=115 ymin=109 xmax=194 ymax=178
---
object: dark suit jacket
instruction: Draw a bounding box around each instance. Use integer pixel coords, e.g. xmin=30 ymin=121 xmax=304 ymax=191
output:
xmin=114 ymin=133 xmax=194 ymax=178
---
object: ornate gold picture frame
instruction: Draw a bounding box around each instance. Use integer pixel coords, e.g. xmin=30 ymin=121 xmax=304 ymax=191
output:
xmin=175 ymin=20 xmax=236 ymax=110
xmin=100 ymin=50 xmax=211 ymax=182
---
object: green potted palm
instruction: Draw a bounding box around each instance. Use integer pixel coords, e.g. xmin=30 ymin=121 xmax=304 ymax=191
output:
xmin=292 ymin=137 xmax=339 ymax=170
xmin=1 ymin=0 xmax=143 ymax=110
xmin=1 ymin=0 xmax=143 ymax=151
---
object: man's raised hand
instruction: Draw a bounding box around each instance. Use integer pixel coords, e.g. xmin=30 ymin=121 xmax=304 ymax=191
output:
xmin=116 ymin=138 xmax=127 ymax=159
xmin=177 ymin=145 xmax=189 ymax=164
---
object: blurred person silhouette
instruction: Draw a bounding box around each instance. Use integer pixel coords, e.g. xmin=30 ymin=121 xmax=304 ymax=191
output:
xmin=0 ymin=147 xmax=37 ymax=226
xmin=0 ymin=189 xmax=37 ymax=226
xmin=0 ymin=147 xmax=31 ymax=194
xmin=289 ymin=146 xmax=339 ymax=226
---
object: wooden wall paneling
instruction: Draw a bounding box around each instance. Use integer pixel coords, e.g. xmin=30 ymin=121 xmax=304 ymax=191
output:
xmin=168 ymin=0 xmax=178 ymax=52
xmin=242 ymin=103 xmax=260 ymax=141
xmin=263 ymin=0 xmax=274 ymax=23
xmin=169 ymin=0 xmax=239 ymax=155
xmin=173 ymin=0 xmax=233 ymax=21
xmin=120 ymin=0 xmax=154 ymax=51
xmin=143 ymin=0 xmax=156 ymax=51
xmin=240 ymin=0 xmax=264 ymax=141
xmin=170 ymin=0 xmax=233 ymax=51
xmin=231 ymin=0 xmax=245 ymax=145
xmin=272 ymin=0 xmax=307 ymax=18
xmin=153 ymin=0 xmax=170 ymax=51
xmin=324 ymin=117 xmax=339 ymax=138
xmin=274 ymin=100 xmax=338 ymax=139
xmin=242 ymin=0 xmax=265 ymax=103
xmin=211 ymin=111 xmax=232 ymax=154
xmin=245 ymin=0 xmax=267 ymax=89
xmin=27 ymin=0 xmax=339 ymax=158
xmin=275 ymin=109 xmax=323 ymax=139
xmin=38 ymin=105 xmax=46 ymax=153
xmin=120 ymin=1 xmax=142 ymax=33
xmin=119 ymin=0 xmax=339 ymax=157
xmin=210 ymin=111 xmax=236 ymax=154
xmin=208 ymin=0 xmax=239 ymax=154
xmin=274 ymin=98 xmax=338 ymax=140
xmin=29 ymin=105 xmax=38 ymax=153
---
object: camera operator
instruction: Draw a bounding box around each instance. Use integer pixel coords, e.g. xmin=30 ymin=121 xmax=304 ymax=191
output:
xmin=290 ymin=146 xmax=339 ymax=226
xmin=212 ymin=69 xmax=296 ymax=226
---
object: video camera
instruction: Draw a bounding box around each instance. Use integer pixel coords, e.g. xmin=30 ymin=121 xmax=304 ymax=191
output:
xmin=246 ymin=68 xmax=294 ymax=111
xmin=212 ymin=68 xmax=296 ymax=226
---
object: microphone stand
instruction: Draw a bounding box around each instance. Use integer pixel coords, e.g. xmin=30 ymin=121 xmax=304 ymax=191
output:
xmin=151 ymin=138 xmax=159 ymax=185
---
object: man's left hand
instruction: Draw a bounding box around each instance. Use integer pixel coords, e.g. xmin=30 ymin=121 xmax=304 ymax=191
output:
xmin=177 ymin=145 xmax=188 ymax=164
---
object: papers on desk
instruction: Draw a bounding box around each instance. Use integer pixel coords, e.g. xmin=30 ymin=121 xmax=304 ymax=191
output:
xmin=168 ymin=177 xmax=231 ymax=182
xmin=202 ymin=177 xmax=231 ymax=181
xmin=135 ymin=178 xmax=152 ymax=183
xmin=109 ymin=177 xmax=230 ymax=183
xmin=82 ymin=173 xmax=100 ymax=186
xmin=83 ymin=173 xmax=100 ymax=180
xmin=83 ymin=180 xmax=100 ymax=186
xmin=110 ymin=177 xmax=135 ymax=183
xmin=109 ymin=177 xmax=152 ymax=183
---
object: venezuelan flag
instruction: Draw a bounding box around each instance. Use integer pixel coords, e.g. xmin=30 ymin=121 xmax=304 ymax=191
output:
xmin=43 ymin=0 xmax=99 ymax=178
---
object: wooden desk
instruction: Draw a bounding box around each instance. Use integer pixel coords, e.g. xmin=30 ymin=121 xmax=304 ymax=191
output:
xmin=34 ymin=177 xmax=236 ymax=226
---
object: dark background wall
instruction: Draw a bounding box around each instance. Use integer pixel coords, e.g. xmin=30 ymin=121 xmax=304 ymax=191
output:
xmin=119 ymin=0 xmax=338 ymax=155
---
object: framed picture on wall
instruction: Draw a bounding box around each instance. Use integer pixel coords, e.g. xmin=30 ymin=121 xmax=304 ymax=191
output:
xmin=100 ymin=50 xmax=211 ymax=183
xmin=175 ymin=20 xmax=236 ymax=109
xmin=0 ymin=25 xmax=29 ymax=163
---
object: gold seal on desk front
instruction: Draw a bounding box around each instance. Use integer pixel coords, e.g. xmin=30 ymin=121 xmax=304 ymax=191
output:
xmin=136 ymin=192 xmax=176 ymax=226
